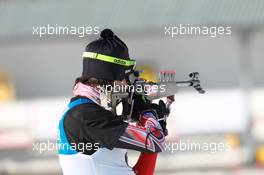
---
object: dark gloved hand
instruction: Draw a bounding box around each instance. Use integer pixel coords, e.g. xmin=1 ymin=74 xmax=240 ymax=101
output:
xmin=150 ymin=100 xmax=170 ymax=136
xmin=131 ymin=95 xmax=170 ymax=136
xmin=131 ymin=94 xmax=151 ymax=121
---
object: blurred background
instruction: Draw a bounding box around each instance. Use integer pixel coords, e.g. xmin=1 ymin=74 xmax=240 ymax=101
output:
xmin=0 ymin=0 xmax=264 ymax=174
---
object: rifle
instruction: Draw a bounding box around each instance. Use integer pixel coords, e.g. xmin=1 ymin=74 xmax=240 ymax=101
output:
xmin=109 ymin=71 xmax=205 ymax=120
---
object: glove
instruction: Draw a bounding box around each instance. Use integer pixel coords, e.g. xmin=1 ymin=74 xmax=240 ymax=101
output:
xmin=131 ymin=95 xmax=170 ymax=136
xmin=131 ymin=94 xmax=151 ymax=121
xmin=150 ymin=100 xmax=170 ymax=136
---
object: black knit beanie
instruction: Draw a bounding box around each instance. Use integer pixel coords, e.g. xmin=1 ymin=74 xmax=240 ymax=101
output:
xmin=82 ymin=29 xmax=135 ymax=80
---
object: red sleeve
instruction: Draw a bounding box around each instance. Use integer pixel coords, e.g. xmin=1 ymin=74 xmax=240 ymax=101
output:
xmin=133 ymin=153 xmax=158 ymax=175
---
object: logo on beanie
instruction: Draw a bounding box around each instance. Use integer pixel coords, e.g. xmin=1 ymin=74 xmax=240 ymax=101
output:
xmin=114 ymin=59 xmax=126 ymax=65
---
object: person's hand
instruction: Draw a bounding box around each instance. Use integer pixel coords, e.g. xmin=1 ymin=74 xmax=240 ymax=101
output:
xmin=131 ymin=95 xmax=171 ymax=136
xmin=150 ymin=100 xmax=170 ymax=136
xmin=131 ymin=94 xmax=151 ymax=121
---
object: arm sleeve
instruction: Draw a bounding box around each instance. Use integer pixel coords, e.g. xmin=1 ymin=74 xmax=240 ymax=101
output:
xmin=64 ymin=103 xmax=128 ymax=150
xmin=65 ymin=103 xmax=165 ymax=153
xmin=115 ymin=112 xmax=165 ymax=153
